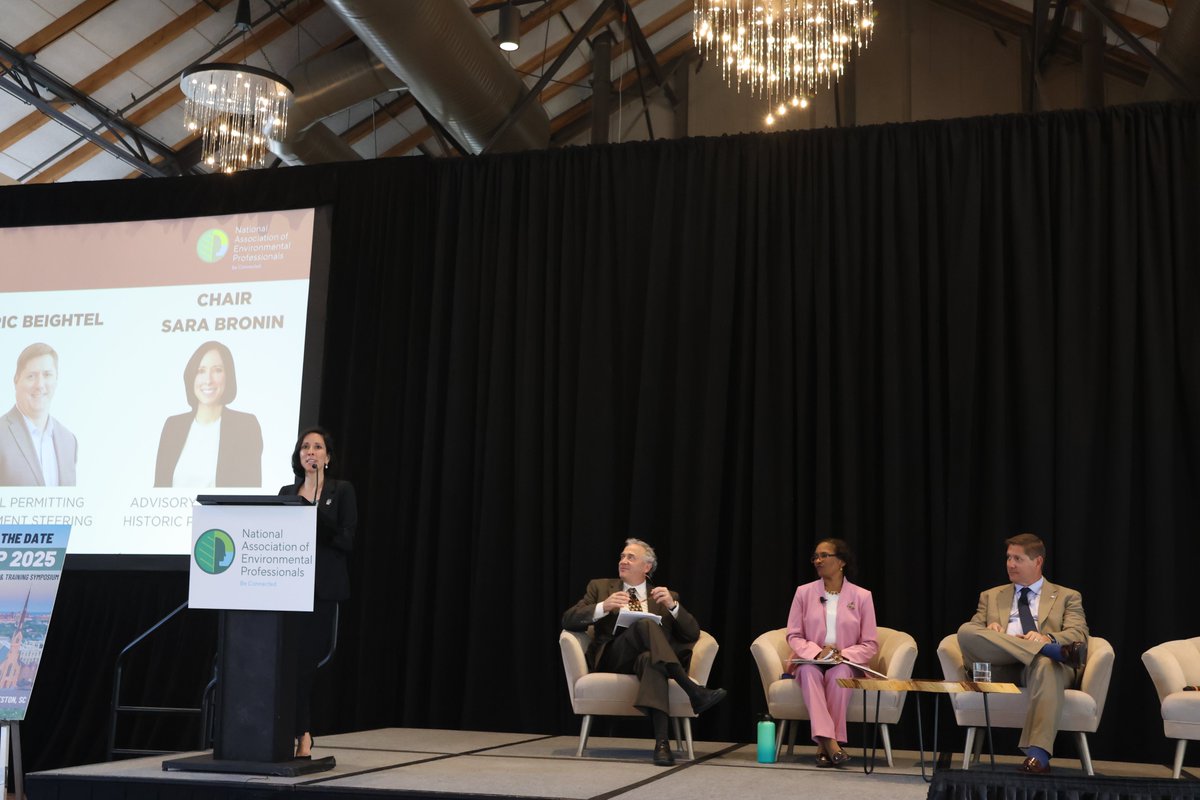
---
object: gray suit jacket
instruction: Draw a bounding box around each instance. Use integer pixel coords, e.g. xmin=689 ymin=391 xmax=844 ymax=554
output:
xmin=0 ymin=405 xmax=78 ymax=486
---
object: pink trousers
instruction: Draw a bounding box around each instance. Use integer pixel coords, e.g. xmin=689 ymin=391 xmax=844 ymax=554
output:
xmin=795 ymin=663 xmax=855 ymax=743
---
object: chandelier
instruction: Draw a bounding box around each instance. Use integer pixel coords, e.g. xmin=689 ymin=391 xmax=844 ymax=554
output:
xmin=180 ymin=63 xmax=293 ymax=173
xmin=693 ymin=0 xmax=875 ymax=125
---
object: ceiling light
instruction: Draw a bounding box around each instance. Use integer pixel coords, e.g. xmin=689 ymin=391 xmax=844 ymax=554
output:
xmin=693 ymin=0 xmax=874 ymax=117
xmin=499 ymin=3 xmax=521 ymax=52
xmin=181 ymin=63 xmax=293 ymax=174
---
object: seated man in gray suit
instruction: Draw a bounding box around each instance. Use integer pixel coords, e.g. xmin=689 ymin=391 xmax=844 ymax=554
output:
xmin=0 ymin=343 xmax=78 ymax=486
xmin=957 ymin=533 xmax=1088 ymax=774
xmin=562 ymin=538 xmax=725 ymax=766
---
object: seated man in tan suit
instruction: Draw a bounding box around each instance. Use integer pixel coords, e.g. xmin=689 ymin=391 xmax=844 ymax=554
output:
xmin=957 ymin=533 xmax=1088 ymax=774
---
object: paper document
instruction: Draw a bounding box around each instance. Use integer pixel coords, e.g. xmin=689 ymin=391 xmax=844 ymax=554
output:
xmin=615 ymin=609 xmax=662 ymax=629
xmin=789 ymin=657 xmax=889 ymax=680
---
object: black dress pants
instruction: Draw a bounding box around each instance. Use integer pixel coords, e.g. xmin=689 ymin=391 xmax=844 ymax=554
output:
xmin=596 ymin=618 xmax=684 ymax=715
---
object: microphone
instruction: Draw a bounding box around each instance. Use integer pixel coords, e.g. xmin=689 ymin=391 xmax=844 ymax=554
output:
xmin=819 ymin=597 xmax=826 ymax=605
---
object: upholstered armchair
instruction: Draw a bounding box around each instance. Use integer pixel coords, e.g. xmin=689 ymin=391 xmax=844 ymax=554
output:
xmin=559 ymin=628 xmax=719 ymax=760
xmin=1141 ymin=637 xmax=1200 ymax=778
xmin=937 ymin=633 xmax=1114 ymax=775
xmin=750 ymin=626 xmax=918 ymax=766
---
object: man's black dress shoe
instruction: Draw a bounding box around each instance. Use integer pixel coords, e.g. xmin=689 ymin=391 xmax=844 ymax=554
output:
xmin=1060 ymin=639 xmax=1087 ymax=669
xmin=1017 ymin=756 xmax=1051 ymax=774
xmin=689 ymin=686 xmax=727 ymax=714
xmin=653 ymin=739 xmax=675 ymax=766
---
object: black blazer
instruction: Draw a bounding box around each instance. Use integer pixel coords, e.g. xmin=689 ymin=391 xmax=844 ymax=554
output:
xmin=154 ymin=408 xmax=263 ymax=487
xmin=562 ymin=577 xmax=701 ymax=671
xmin=278 ymin=477 xmax=357 ymax=601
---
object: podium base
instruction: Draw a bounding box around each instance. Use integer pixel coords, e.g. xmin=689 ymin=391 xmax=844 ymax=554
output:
xmin=162 ymin=753 xmax=336 ymax=777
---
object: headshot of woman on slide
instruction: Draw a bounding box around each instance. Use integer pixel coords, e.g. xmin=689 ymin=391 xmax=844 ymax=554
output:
xmin=154 ymin=340 xmax=263 ymax=487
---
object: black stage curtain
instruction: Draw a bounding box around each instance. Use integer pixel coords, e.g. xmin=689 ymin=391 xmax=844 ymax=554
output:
xmin=2 ymin=102 xmax=1197 ymax=772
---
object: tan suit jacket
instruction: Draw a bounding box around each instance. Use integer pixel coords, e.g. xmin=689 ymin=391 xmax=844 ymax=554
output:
xmin=964 ymin=580 xmax=1088 ymax=649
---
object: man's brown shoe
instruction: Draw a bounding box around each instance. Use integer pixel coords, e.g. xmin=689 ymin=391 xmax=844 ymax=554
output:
xmin=1060 ymin=639 xmax=1088 ymax=669
xmin=1018 ymin=756 xmax=1050 ymax=774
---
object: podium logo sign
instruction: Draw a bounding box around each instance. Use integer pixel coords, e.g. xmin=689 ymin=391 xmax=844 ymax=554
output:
xmin=194 ymin=529 xmax=235 ymax=574
xmin=189 ymin=505 xmax=316 ymax=611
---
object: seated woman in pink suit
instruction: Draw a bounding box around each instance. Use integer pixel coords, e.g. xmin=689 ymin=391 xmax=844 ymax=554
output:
xmin=786 ymin=538 xmax=878 ymax=767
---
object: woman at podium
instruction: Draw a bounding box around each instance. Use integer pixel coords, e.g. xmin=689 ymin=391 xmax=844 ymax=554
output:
xmin=278 ymin=426 xmax=357 ymax=758
xmin=154 ymin=340 xmax=263 ymax=487
xmin=784 ymin=538 xmax=878 ymax=768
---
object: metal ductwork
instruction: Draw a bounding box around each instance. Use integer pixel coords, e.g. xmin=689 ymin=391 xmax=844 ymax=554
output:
xmin=269 ymin=40 xmax=405 ymax=165
xmin=326 ymin=0 xmax=550 ymax=154
xmin=1141 ymin=1 xmax=1200 ymax=101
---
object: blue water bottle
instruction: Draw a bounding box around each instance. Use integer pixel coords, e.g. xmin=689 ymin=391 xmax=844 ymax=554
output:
xmin=757 ymin=716 xmax=777 ymax=763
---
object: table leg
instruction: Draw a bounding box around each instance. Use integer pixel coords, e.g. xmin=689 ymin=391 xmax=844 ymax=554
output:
xmin=982 ymin=692 xmax=996 ymax=768
xmin=915 ymin=691 xmax=932 ymax=783
xmin=858 ymin=689 xmax=882 ymax=774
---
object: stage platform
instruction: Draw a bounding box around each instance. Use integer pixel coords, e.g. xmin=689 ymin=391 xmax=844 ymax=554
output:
xmin=24 ymin=728 xmax=1197 ymax=800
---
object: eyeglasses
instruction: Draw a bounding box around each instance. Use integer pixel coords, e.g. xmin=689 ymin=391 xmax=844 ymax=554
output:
xmin=810 ymin=552 xmax=838 ymax=563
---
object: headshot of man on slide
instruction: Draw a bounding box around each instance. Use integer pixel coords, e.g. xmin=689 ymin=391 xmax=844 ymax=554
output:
xmin=0 ymin=342 xmax=78 ymax=487
xmin=154 ymin=340 xmax=263 ymax=488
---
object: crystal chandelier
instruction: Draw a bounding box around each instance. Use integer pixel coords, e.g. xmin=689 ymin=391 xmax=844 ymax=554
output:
xmin=693 ymin=0 xmax=875 ymax=125
xmin=180 ymin=63 xmax=293 ymax=173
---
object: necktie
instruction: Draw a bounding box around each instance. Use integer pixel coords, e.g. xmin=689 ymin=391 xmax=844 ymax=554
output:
xmin=628 ymin=587 xmax=643 ymax=612
xmin=1018 ymin=587 xmax=1037 ymax=634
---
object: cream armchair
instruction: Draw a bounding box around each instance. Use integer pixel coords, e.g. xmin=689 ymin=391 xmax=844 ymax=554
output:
xmin=558 ymin=628 xmax=719 ymax=760
xmin=936 ymin=633 xmax=1114 ymax=775
xmin=749 ymin=626 xmax=918 ymax=766
xmin=1141 ymin=637 xmax=1200 ymax=778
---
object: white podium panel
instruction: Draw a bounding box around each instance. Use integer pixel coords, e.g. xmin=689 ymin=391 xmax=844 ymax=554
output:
xmin=189 ymin=505 xmax=316 ymax=611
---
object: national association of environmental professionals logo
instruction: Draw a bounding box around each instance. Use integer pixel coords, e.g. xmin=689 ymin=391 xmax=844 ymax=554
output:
xmin=196 ymin=228 xmax=230 ymax=263
xmin=194 ymin=528 xmax=236 ymax=574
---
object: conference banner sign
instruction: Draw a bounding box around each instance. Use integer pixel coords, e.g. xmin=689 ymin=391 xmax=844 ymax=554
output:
xmin=0 ymin=523 xmax=70 ymax=720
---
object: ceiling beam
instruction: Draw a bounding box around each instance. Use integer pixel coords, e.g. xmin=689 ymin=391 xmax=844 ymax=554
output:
xmin=930 ymin=0 xmax=1152 ymax=86
xmin=550 ymin=33 xmax=695 ymax=142
xmin=0 ymin=45 xmax=180 ymax=179
xmin=0 ymin=0 xmax=235 ymax=154
xmin=12 ymin=0 xmax=120 ymax=55
xmin=368 ymin=0 xmax=684 ymax=158
xmin=482 ymin=0 xmax=616 ymax=153
xmin=540 ymin=0 xmax=689 ymax=104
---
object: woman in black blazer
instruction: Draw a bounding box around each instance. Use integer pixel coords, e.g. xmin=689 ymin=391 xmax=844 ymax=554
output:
xmin=154 ymin=340 xmax=262 ymax=487
xmin=278 ymin=426 xmax=356 ymax=758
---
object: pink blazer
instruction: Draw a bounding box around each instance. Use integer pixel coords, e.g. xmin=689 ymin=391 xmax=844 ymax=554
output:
xmin=786 ymin=579 xmax=879 ymax=666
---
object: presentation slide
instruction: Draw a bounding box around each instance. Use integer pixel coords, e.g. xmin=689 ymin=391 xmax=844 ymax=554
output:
xmin=0 ymin=208 xmax=319 ymax=555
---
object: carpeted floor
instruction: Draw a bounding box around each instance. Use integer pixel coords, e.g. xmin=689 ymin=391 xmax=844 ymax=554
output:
xmin=25 ymin=728 xmax=1194 ymax=800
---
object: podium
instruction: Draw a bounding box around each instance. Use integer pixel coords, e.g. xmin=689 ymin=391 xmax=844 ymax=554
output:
xmin=163 ymin=496 xmax=335 ymax=777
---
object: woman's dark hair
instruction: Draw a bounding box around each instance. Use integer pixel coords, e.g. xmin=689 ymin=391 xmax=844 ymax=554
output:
xmin=183 ymin=341 xmax=237 ymax=409
xmin=291 ymin=426 xmax=336 ymax=479
xmin=816 ymin=537 xmax=857 ymax=581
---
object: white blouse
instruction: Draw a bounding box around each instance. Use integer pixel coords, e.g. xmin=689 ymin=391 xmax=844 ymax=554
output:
xmin=823 ymin=591 xmax=839 ymax=646
xmin=172 ymin=416 xmax=221 ymax=487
